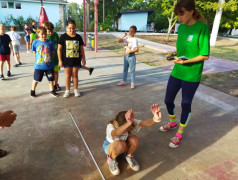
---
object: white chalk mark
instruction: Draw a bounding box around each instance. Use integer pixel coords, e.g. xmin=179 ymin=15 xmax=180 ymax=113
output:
xmin=69 ymin=112 xmax=105 ymax=180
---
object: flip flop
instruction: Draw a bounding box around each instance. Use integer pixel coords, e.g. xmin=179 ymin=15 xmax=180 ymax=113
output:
xmin=0 ymin=149 xmax=7 ymax=158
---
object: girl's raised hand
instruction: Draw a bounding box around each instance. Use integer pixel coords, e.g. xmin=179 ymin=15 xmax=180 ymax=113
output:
xmin=150 ymin=104 xmax=162 ymax=122
xmin=125 ymin=109 xmax=134 ymax=124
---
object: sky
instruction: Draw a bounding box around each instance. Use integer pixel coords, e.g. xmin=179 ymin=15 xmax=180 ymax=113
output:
xmin=67 ymin=0 xmax=83 ymax=5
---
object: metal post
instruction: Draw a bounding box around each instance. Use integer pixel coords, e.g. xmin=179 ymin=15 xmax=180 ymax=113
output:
xmin=210 ymin=0 xmax=225 ymax=47
xmin=94 ymin=0 xmax=99 ymax=52
xmin=103 ymin=0 xmax=104 ymax=23
xmin=83 ymin=0 xmax=87 ymax=46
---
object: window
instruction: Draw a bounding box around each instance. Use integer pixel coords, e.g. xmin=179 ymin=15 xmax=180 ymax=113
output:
xmin=8 ymin=2 xmax=14 ymax=8
xmin=1 ymin=2 xmax=7 ymax=8
xmin=15 ymin=2 xmax=21 ymax=9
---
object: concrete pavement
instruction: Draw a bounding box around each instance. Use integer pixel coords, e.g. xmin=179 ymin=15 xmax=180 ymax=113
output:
xmin=0 ymin=37 xmax=238 ymax=180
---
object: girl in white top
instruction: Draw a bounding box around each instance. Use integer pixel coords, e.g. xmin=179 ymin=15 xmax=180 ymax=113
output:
xmin=7 ymin=26 xmax=22 ymax=67
xmin=103 ymin=104 xmax=162 ymax=175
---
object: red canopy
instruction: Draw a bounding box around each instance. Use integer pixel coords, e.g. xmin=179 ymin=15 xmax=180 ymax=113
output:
xmin=39 ymin=2 xmax=49 ymax=26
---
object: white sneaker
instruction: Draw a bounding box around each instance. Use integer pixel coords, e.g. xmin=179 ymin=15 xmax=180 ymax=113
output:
xmin=74 ymin=89 xmax=80 ymax=97
xmin=27 ymin=51 xmax=30 ymax=53
xmin=63 ymin=90 xmax=70 ymax=98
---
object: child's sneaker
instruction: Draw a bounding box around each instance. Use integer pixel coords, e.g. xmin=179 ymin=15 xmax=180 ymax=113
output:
xmin=74 ymin=89 xmax=80 ymax=97
xmin=63 ymin=90 xmax=70 ymax=98
xmin=131 ymin=83 xmax=135 ymax=89
xmin=27 ymin=51 xmax=30 ymax=53
xmin=117 ymin=81 xmax=126 ymax=86
xmin=169 ymin=136 xmax=182 ymax=148
xmin=54 ymin=84 xmax=61 ymax=91
xmin=13 ymin=64 xmax=19 ymax=67
xmin=0 ymin=75 xmax=5 ymax=80
xmin=125 ymin=155 xmax=140 ymax=171
xmin=7 ymin=71 xmax=11 ymax=77
xmin=50 ymin=90 xmax=58 ymax=97
xmin=31 ymin=90 xmax=36 ymax=98
xmin=159 ymin=122 xmax=177 ymax=132
xmin=107 ymin=156 xmax=120 ymax=175
xmin=19 ymin=62 xmax=22 ymax=65
xmin=89 ymin=68 xmax=94 ymax=75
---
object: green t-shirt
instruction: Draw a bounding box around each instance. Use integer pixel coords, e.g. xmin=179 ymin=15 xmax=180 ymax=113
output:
xmin=171 ymin=21 xmax=210 ymax=82
xmin=47 ymin=32 xmax=59 ymax=65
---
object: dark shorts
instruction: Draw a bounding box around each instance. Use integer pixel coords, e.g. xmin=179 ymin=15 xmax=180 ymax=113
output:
xmin=34 ymin=69 xmax=54 ymax=82
xmin=0 ymin=54 xmax=10 ymax=61
xmin=24 ymin=36 xmax=30 ymax=42
xmin=63 ymin=58 xmax=82 ymax=68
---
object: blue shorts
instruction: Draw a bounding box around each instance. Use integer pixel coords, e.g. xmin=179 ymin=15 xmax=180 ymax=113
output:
xmin=34 ymin=69 xmax=54 ymax=82
xmin=24 ymin=36 xmax=30 ymax=42
xmin=103 ymin=139 xmax=110 ymax=154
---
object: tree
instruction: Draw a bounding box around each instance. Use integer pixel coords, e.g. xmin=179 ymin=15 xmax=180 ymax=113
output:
xmin=68 ymin=3 xmax=83 ymax=31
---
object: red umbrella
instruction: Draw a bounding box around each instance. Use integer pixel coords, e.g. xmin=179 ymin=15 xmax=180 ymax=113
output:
xmin=39 ymin=0 xmax=49 ymax=26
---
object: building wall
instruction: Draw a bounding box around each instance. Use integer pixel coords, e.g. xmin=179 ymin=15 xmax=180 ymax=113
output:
xmin=118 ymin=12 xmax=148 ymax=31
xmin=0 ymin=1 xmax=60 ymax=26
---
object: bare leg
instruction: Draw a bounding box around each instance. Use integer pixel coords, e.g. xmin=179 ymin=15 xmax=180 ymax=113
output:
xmin=72 ymin=67 xmax=79 ymax=90
xmin=26 ymin=42 xmax=30 ymax=51
xmin=0 ymin=61 xmax=4 ymax=75
xmin=54 ymin=71 xmax=58 ymax=85
xmin=81 ymin=66 xmax=90 ymax=71
xmin=6 ymin=61 xmax=10 ymax=72
xmin=32 ymin=80 xmax=38 ymax=91
xmin=126 ymin=135 xmax=139 ymax=157
xmin=107 ymin=141 xmax=127 ymax=159
xmin=14 ymin=53 xmax=20 ymax=64
xmin=48 ymin=81 xmax=54 ymax=91
xmin=64 ymin=68 xmax=72 ymax=91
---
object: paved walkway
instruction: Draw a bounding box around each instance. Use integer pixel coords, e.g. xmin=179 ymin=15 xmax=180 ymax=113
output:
xmin=0 ymin=37 xmax=238 ymax=180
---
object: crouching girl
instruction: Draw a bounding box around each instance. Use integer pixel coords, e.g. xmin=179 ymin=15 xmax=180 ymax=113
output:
xmin=103 ymin=104 xmax=162 ymax=175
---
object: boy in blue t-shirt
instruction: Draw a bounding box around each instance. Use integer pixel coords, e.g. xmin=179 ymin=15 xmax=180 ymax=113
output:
xmin=31 ymin=26 xmax=58 ymax=97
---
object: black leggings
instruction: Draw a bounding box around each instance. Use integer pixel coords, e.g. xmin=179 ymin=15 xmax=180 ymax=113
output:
xmin=164 ymin=75 xmax=200 ymax=125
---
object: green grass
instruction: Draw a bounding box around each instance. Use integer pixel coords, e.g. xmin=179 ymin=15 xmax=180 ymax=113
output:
xmin=210 ymin=46 xmax=238 ymax=62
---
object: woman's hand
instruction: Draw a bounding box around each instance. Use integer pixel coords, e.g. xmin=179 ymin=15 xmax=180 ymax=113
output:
xmin=58 ymin=61 xmax=63 ymax=67
xmin=150 ymin=104 xmax=162 ymax=122
xmin=173 ymin=58 xmax=185 ymax=65
xmin=125 ymin=109 xmax=134 ymax=124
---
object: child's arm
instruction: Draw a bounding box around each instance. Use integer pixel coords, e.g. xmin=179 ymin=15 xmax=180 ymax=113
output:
xmin=125 ymin=47 xmax=139 ymax=56
xmin=139 ymin=104 xmax=162 ymax=127
xmin=118 ymin=33 xmax=127 ymax=43
xmin=80 ymin=45 xmax=86 ymax=66
xmin=33 ymin=51 xmax=36 ymax=55
xmin=57 ymin=44 xmax=63 ymax=67
xmin=9 ymin=42 xmax=14 ymax=56
xmin=111 ymin=109 xmax=134 ymax=136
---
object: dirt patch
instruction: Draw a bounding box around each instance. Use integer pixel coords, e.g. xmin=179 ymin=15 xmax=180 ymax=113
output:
xmin=98 ymin=34 xmax=171 ymax=66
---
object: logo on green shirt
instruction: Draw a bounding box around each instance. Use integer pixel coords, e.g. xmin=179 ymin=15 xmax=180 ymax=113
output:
xmin=187 ymin=35 xmax=193 ymax=42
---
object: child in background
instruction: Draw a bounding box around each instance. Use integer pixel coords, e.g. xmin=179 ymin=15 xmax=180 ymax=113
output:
xmin=7 ymin=25 xmax=22 ymax=67
xmin=117 ymin=26 xmax=139 ymax=89
xmin=58 ymin=19 xmax=93 ymax=98
xmin=31 ymin=26 xmax=58 ymax=97
xmin=24 ymin=23 xmax=30 ymax=53
xmin=30 ymin=20 xmax=37 ymax=49
xmin=43 ymin=21 xmax=61 ymax=91
xmin=103 ymin=104 xmax=162 ymax=175
xmin=0 ymin=24 xmax=14 ymax=80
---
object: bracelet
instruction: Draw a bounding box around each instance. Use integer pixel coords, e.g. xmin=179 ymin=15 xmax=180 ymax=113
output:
xmin=153 ymin=116 xmax=161 ymax=123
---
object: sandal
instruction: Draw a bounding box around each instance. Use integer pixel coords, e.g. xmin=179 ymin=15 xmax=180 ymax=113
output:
xmin=0 ymin=149 xmax=7 ymax=158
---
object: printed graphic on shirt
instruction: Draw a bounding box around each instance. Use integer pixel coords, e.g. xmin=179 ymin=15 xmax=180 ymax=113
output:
xmin=36 ymin=44 xmax=51 ymax=65
xmin=187 ymin=35 xmax=194 ymax=42
xmin=66 ymin=40 xmax=80 ymax=58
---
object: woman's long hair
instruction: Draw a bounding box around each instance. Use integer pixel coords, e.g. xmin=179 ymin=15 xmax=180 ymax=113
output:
xmin=108 ymin=111 xmax=135 ymax=134
xmin=174 ymin=0 xmax=206 ymax=23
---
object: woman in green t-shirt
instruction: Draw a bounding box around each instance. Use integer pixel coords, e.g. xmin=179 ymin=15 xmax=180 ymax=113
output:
xmin=159 ymin=0 xmax=210 ymax=148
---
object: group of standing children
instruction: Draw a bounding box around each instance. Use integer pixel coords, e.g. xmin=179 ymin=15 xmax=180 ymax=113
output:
xmin=31 ymin=19 xmax=94 ymax=98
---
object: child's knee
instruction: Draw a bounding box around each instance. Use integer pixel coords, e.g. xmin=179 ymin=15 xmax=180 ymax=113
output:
xmin=127 ymin=136 xmax=139 ymax=146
